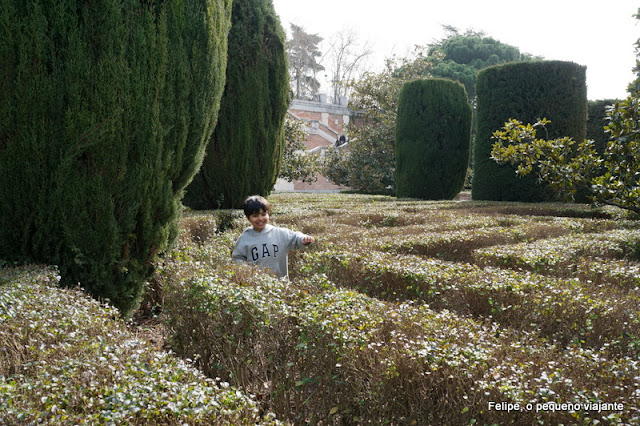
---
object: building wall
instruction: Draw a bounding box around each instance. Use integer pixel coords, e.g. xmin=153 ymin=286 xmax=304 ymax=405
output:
xmin=275 ymin=97 xmax=358 ymax=192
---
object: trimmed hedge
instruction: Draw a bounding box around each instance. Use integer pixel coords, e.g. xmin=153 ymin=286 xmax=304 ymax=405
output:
xmin=184 ymin=0 xmax=289 ymax=209
xmin=587 ymin=99 xmax=616 ymax=152
xmin=157 ymin=203 xmax=640 ymax=423
xmin=0 ymin=266 xmax=277 ymax=425
xmin=473 ymin=61 xmax=587 ymax=202
xmin=0 ymin=0 xmax=232 ymax=316
xmin=396 ymin=78 xmax=472 ymax=200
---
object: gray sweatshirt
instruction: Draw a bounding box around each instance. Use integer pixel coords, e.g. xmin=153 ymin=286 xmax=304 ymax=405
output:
xmin=231 ymin=224 xmax=306 ymax=279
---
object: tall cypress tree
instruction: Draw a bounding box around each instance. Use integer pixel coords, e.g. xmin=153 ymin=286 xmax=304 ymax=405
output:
xmin=396 ymin=78 xmax=472 ymax=200
xmin=184 ymin=0 xmax=289 ymax=209
xmin=0 ymin=0 xmax=232 ymax=316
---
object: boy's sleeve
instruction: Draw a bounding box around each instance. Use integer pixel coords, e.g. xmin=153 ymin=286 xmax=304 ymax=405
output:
xmin=288 ymin=229 xmax=307 ymax=250
xmin=231 ymin=236 xmax=247 ymax=263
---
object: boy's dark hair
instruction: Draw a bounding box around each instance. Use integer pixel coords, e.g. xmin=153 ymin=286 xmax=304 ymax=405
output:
xmin=243 ymin=195 xmax=272 ymax=217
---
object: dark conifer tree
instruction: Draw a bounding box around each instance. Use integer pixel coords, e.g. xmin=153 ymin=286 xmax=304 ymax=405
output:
xmin=396 ymin=78 xmax=472 ymax=200
xmin=184 ymin=0 xmax=289 ymax=209
xmin=0 ymin=0 xmax=232 ymax=316
xmin=473 ymin=61 xmax=587 ymax=201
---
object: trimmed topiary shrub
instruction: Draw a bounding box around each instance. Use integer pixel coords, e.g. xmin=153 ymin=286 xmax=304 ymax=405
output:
xmin=473 ymin=60 xmax=587 ymax=201
xmin=184 ymin=0 xmax=289 ymax=209
xmin=395 ymin=78 xmax=472 ymax=200
xmin=587 ymin=99 xmax=616 ymax=153
xmin=572 ymin=99 xmax=616 ymax=202
xmin=0 ymin=0 xmax=232 ymax=316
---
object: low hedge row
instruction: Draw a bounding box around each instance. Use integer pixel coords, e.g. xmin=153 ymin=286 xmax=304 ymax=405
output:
xmin=0 ymin=266 xmax=277 ymax=425
xmin=300 ymin=248 xmax=640 ymax=357
xmin=376 ymin=220 xmax=577 ymax=262
xmin=159 ymin=245 xmax=640 ymax=424
xmin=474 ymin=228 xmax=640 ymax=274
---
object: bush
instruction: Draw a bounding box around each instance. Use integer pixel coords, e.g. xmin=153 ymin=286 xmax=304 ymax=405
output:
xmin=159 ymin=203 xmax=640 ymax=423
xmin=184 ymin=0 xmax=289 ymax=209
xmin=473 ymin=61 xmax=587 ymax=201
xmin=0 ymin=0 xmax=232 ymax=316
xmin=396 ymin=78 xmax=472 ymax=199
xmin=6 ymin=194 xmax=640 ymax=424
xmin=587 ymin=99 xmax=616 ymax=152
xmin=0 ymin=265 xmax=278 ymax=425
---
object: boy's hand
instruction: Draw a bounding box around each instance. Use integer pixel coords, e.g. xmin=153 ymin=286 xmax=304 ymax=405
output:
xmin=302 ymin=235 xmax=315 ymax=245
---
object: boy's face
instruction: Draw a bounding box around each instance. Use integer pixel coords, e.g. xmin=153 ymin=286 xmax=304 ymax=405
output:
xmin=248 ymin=209 xmax=269 ymax=232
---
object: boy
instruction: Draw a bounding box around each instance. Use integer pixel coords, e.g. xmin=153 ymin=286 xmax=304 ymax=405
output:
xmin=232 ymin=195 xmax=314 ymax=279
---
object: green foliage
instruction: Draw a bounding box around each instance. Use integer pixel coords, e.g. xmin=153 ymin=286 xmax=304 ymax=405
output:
xmin=322 ymin=145 xmax=352 ymax=188
xmin=489 ymin=12 xmax=640 ymax=211
xmin=0 ymin=0 xmax=232 ymax=316
xmin=0 ymin=266 xmax=277 ymax=424
xmin=324 ymin=121 xmax=396 ymax=194
xmin=473 ymin=60 xmax=587 ymax=202
xmin=429 ymin=61 xmax=478 ymax=99
xmin=327 ymin=31 xmax=534 ymax=195
xmin=287 ymin=24 xmax=324 ymax=100
xmin=587 ymin=99 xmax=616 ymax=152
xmin=160 ymin=194 xmax=640 ymax=423
xmin=427 ymin=31 xmax=538 ymax=99
xmin=592 ymin=88 xmax=640 ymax=214
xmin=490 ymin=118 xmax=602 ymax=200
xmin=324 ymin=50 xmax=434 ymax=193
xmin=278 ymin=117 xmax=321 ymax=184
xmin=491 ymin=91 xmax=640 ymax=215
xmin=5 ymin=194 xmax=640 ymax=423
xmin=395 ymin=78 xmax=472 ymax=199
xmin=184 ymin=0 xmax=288 ymax=210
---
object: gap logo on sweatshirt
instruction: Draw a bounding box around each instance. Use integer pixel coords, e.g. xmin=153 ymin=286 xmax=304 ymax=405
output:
xmin=250 ymin=243 xmax=279 ymax=261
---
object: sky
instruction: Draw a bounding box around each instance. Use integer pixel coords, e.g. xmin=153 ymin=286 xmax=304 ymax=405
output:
xmin=271 ymin=0 xmax=638 ymax=100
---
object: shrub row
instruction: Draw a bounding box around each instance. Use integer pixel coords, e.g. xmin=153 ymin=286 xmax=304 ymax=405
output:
xmin=376 ymin=219 xmax=576 ymax=262
xmin=158 ymin=243 xmax=640 ymax=424
xmin=474 ymin=228 xmax=640 ymax=278
xmin=300 ymin=248 xmax=640 ymax=357
xmin=0 ymin=266 xmax=277 ymax=425
xmin=170 ymin=195 xmax=640 ymax=423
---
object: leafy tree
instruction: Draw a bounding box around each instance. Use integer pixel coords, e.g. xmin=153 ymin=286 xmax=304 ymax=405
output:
xmin=0 ymin=0 xmax=232 ymax=316
xmin=324 ymin=49 xmax=434 ymax=193
xmin=184 ymin=0 xmax=289 ymax=209
xmin=324 ymin=116 xmax=396 ymax=193
xmin=287 ymin=24 xmax=324 ymax=100
xmin=491 ymin=113 xmax=638 ymax=215
xmin=279 ymin=117 xmax=321 ymax=184
xmin=427 ymin=27 xmax=539 ymax=100
xmin=587 ymin=99 xmax=616 ymax=153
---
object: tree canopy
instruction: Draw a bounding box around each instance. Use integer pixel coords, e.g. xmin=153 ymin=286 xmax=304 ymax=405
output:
xmin=287 ymin=24 xmax=324 ymax=100
xmin=279 ymin=117 xmax=321 ymax=184
xmin=426 ymin=27 xmax=539 ymax=99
